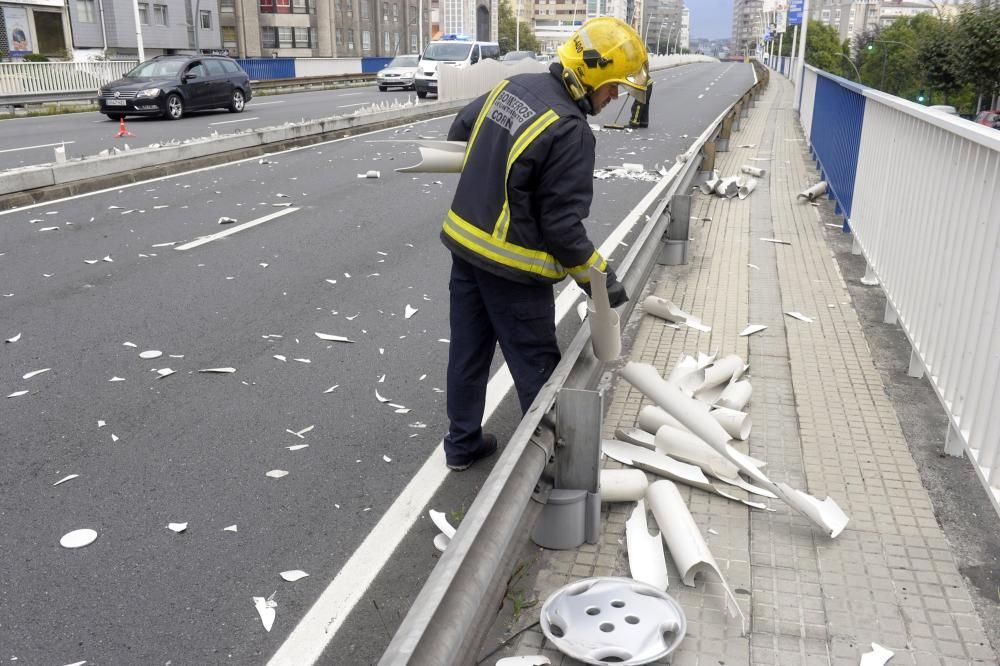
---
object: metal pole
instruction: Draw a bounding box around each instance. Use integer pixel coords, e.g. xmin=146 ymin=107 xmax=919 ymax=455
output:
xmin=97 ymin=0 xmax=109 ymax=55
xmin=131 ymin=0 xmax=145 ymax=61
xmin=515 ymin=0 xmax=520 ymax=51
xmin=194 ymin=0 xmax=201 ymax=53
xmin=880 ymin=44 xmax=887 ymax=90
xmin=789 ymin=24 xmax=798 ymax=82
xmin=793 ymin=0 xmax=809 ymax=94
xmin=418 ymin=0 xmax=423 ymax=53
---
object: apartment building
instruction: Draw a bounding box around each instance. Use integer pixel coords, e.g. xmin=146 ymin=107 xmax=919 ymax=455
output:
xmin=731 ymin=0 xmax=762 ymax=56
xmin=1 ymin=0 xmax=72 ymax=58
xmin=65 ymin=0 xmax=220 ymax=57
xmin=809 ymin=0 xmax=970 ymax=50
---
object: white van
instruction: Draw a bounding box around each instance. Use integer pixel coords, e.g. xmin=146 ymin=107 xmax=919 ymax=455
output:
xmin=414 ymin=38 xmax=501 ymax=98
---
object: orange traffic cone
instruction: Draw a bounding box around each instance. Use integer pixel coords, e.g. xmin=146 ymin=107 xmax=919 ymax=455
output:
xmin=115 ymin=117 xmax=134 ymax=138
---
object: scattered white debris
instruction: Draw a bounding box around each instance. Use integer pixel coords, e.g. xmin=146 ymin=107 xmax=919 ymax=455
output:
xmin=274 ymin=355 xmax=287 ymax=362
xmin=253 ymin=594 xmax=277 ymax=632
xmin=22 ymin=368 xmax=50 ymax=380
xmin=199 ymin=367 xmax=236 ymax=373
xmin=109 ymin=376 xmax=125 ymax=382
xmin=102 ymin=255 xmax=113 ymax=263
xmin=167 ymin=522 xmax=188 ymax=533
xmin=383 ymin=455 xmax=392 ymax=463
xmin=111 ymin=434 xmax=119 ymax=443
xmin=218 ymin=217 xmax=238 ymax=225
xmin=738 ymin=324 xmax=768 ymax=337
xmin=748 ymin=263 xmax=760 ymax=270
xmin=53 ymin=474 xmax=79 ymax=486
xmin=287 ymin=444 xmax=309 ymax=451
xmin=123 ymin=341 xmax=137 ymax=348
xmin=785 ymin=312 xmax=814 ymax=323
xmin=98 ymin=420 xmax=106 ymax=427
xmin=404 ymin=304 xmax=418 ymax=319
xmin=315 ymin=332 xmax=354 ymax=343
xmin=357 ymin=170 xmax=381 ymax=179
xmin=139 ymin=350 xmax=162 ymax=359
xmin=860 ymin=643 xmax=894 ymax=666
xmin=223 ymin=525 xmax=238 ymax=532
xmin=760 ymin=237 xmax=791 ymax=245
xmin=5 ymin=333 xmax=21 ymax=343
xmin=279 ymin=570 xmax=309 ymax=582
xmin=266 ymin=470 xmax=289 ymax=478
xmin=60 ymin=528 xmax=98 ymax=548
xmin=375 ymin=389 xmax=390 ymax=403
xmin=293 ymin=358 xmax=311 ymax=364
xmin=156 ymin=368 xmax=176 ymax=378
xmin=323 ymin=385 xmax=339 ymax=393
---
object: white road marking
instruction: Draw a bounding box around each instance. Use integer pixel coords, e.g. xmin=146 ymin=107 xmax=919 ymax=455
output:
xmin=335 ymin=102 xmax=370 ymax=108
xmin=0 ymin=141 xmax=76 ymax=154
xmin=338 ymin=92 xmax=364 ymax=96
xmin=209 ymin=116 xmax=260 ymax=125
xmin=247 ymin=100 xmax=286 ymax=106
xmin=266 ymin=158 xmax=677 ymax=666
xmin=174 ymin=207 xmax=298 ymax=250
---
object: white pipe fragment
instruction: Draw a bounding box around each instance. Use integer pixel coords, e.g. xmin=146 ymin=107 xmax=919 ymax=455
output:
xmin=737 ymin=177 xmax=758 ymax=200
xmin=587 ymin=267 xmax=621 ymax=362
xmin=740 ymin=165 xmax=766 ymax=177
xmin=714 ymin=177 xmax=739 ymax=198
xmin=642 ymin=296 xmax=689 ymax=323
xmin=715 ymin=380 xmax=753 ymax=411
xmin=638 ymin=404 xmax=692 ymax=435
xmin=603 ymin=440 xmax=770 ymax=510
xmin=620 ymin=362 xmax=849 ymax=537
xmin=625 ymin=499 xmax=669 ymax=590
xmin=496 ymin=657 xmax=551 ymax=665
xmin=797 ymin=181 xmax=828 ymax=201
xmin=859 ymin=643 xmax=894 ymax=666
xmin=710 ymin=406 xmax=752 ymax=440
xmin=615 ymin=427 xmax=656 ymax=449
xmin=699 ymin=170 xmax=720 ymax=194
xmin=666 ymin=355 xmax=699 ymax=387
xmin=395 ymin=140 xmax=467 ymax=173
xmin=654 ymin=424 xmax=741 ymax=479
xmin=681 ymin=353 xmax=746 ymax=395
xmin=647 ymin=480 xmax=746 ymax=634
xmin=429 ymin=509 xmax=456 ymax=539
xmin=600 ymin=468 xmax=649 ymax=502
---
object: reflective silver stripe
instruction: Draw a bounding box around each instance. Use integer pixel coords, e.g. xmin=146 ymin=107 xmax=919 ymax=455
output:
xmin=443 ymin=213 xmax=566 ymax=279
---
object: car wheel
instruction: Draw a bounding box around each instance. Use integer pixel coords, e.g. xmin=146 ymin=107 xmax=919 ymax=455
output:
xmin=417 ymin=90 xmax=428 ymax=99
xmin=164 ymin=93 xmax=184 ymax=120
xmin=229 ymin=88 xmax=245 ymax=113
xmin=378 ymin=85 xmax=387 ymax=92
xmin=106 ymin=113 xmax=124 ymax=120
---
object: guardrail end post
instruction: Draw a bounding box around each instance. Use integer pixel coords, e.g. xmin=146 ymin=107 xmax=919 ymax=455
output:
xmin=944 ymin=422 xmax=965 ymax=457
xmin=740 ymin=97 xmax=750 ymax=118
xmin=659 ymin=194 xmax=691 ymax=266
xmin=861 ymin=263 xmax=879 ymax=286
xmin=907 ymin=349 xmax=924 ymax=379
xmin=718 ymin=115 xmax=733 ymax=152
xmin=851 ymin=237 xmax=862 ymax=255
xmin=732 ymin=105 xmax=742 ymax=131
xmin=701 ymin=140 xmax=717 ymax=174
xmin=883 ymin=301 xmax=897 ymax=324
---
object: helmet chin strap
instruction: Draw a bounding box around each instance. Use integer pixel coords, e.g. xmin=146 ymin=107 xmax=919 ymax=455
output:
xmin=560 ymin=66 xmax=595 ymax=115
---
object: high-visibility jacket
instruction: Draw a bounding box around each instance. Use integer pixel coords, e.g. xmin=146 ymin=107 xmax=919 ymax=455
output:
xmin=441 ymin=64 xmax=608 ymax=287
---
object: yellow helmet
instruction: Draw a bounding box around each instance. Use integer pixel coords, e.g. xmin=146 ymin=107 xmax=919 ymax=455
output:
xmin=557 ymin=16 xmax=650 ymax=109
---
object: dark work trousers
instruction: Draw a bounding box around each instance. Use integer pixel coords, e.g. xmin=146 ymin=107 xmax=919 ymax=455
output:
xmin=443 ymin=255 xmax=561 ymax=466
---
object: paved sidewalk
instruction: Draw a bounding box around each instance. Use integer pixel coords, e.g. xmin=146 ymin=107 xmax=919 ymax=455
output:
xmin=501 ymin=74 xmax=996 ymax=665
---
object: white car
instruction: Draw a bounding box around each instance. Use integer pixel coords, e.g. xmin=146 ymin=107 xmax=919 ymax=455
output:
xmin=377 ymin=55 xmax=419 ymax=91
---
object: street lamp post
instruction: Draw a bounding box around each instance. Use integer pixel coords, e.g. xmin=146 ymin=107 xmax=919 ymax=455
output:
xmin=656 ymin=21 xmax=670 ymax=55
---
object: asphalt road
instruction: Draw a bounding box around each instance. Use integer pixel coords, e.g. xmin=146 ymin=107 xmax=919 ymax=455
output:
xmin=0 ymin=61 xmax=754 ymax=666
xmin=0 ymin=85 xmax=419 ymax=172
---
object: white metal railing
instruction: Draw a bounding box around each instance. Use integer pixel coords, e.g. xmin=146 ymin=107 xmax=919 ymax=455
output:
xmin=0 ymin=61 xmax=137 ymax=97
xmin=438 ymin=54 xmax=718 ymax=103
xmin=849 ymin=89 xmax=1000 ymax=508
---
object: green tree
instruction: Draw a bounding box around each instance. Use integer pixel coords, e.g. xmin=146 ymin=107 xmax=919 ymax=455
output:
xmin=919 ymin=19 xmax=962 ymax=104
xmin=498 ymin=0 xmax=539 ymax=54
xmin=954 ymin=4 xmax=1000 ymax=111
xmin=804 ymin=20 xmax=846 ymax=77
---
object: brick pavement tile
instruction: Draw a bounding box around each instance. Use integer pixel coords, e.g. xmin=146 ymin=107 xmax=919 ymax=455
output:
xmin=510 ymin=71 xmax=995 ymax=666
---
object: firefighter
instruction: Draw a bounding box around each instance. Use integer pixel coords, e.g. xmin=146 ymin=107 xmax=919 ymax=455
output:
xmin=440 ymin=17 xmax=650 ymax=471
xmin=629 ymin=79 xmax=653 ymax=128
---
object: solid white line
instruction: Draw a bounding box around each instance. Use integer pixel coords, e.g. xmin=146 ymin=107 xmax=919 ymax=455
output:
xmin=335 ymin=102 xmax=369 ymax=108
xmin=247 ymin=100 xmax=286 ymax=106
xmin=0 ymin=141 xmax=75 ymax=154
xmin=266 ymin=163 xmax=674 ymax=666
xmin=338 ymin=92 xmax=364 ymax=97
xmin=174 ymin=207 xmax=298 ymax=250
xmin=209 ymin=116 xmax=260 ymax=126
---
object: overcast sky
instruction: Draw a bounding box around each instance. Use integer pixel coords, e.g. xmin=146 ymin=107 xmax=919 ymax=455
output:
xmin=688 ymin=0 xmax=733 ymax=40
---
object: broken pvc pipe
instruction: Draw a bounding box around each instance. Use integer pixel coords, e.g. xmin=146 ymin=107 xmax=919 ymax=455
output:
xmin=714 ymin=177 xmax=739 ymax=198
xmin=625 ymin=499 xmax=669 ymax=590
xmin=643 ymin=296 xmax=689 ymax=324
xmin=395 ymin=140 xmax=467 ymax=173
xmin=737 ymin=176 xmax=758 ymax=200
xmin=681 ymin=354 xmax=747 ymax=396
xmin=699 ymin=170 xmax=720 ymax=194
xmin=620 ymin=362 xmax=849 ymax=538
xmin=588 ymin=267 xmax=621 ymax=362
xmin=709 ymin=406 xmax=752 ymax=440
xmin=600 ymin=468 xmax=649 ymax=502
xmin=740 ymin=165 xmax=766 ymax=177
xmin=797 ymin=181 xmax=828 ymax=201
xmin=715 ymin=380 xmax=753 ymax=411
xmin=647 ymin=480 xmax=747 ymax=635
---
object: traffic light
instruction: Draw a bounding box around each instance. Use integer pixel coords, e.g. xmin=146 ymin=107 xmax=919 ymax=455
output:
xmin=917 ymin=90 xmax=926 ymax=103
xmin=866 ymin=41 xmax=874 ymax=51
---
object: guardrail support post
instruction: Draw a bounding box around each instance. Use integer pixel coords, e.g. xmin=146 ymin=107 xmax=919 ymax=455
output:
xmin=659 ymin=194 xmax=691 ymax=266
xmin=883 ymin=300 xmax=897 ymax=325
xmin=732 ymin=104 xmax=742 ymax=132
xmin=532 ymin=388 xmax=601 ymax=547
xmin=740 ymin=96 xmax=750 ymax=118
xmin=701 ymin=141 xmax=717 ymax=178
xmin=907 ymin=349 xmax=924 ymax=379
xmin=718 ymin=115 xmax=733 ymax=152
xmin=944 ymin=422 xmax=965 ymax=457
xmin=852 ymin=237 xmax=862 ymax=255
xmin=861 ymin=263 xmax=879 ymax=286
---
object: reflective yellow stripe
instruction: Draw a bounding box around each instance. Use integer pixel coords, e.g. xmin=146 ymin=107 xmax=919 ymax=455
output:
xmin=462 ymin=80 xmax=509 ymax=170
xmin=493 ymin=110 xmax=560 ymax=241
xmin=566 ymin=251 xmax=607 ymax=283
xmin=444 ymin=209 xmax=566 ymax=279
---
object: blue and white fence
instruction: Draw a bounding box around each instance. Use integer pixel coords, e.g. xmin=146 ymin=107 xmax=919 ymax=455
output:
xmin=794 ymin=64 xmax=1000 ymax=514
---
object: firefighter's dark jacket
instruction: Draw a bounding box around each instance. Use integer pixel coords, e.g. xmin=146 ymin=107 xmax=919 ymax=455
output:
xmin=440 ymin=63 xmax=607 ymax=287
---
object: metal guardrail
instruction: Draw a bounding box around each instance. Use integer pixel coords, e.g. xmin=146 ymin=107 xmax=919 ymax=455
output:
xmin=379 ymin=61 xmax=768 ymax=665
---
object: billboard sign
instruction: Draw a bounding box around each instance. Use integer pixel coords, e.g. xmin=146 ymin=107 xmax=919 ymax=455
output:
xmin=788 ymin=0 xmax=804 ymax=25
xmin=3 ymin=6 xmax=32 ymax=56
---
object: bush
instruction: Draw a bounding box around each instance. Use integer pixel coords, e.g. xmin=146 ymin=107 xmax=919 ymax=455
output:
xmin=23 ymin=54 xmax=50 ymax=62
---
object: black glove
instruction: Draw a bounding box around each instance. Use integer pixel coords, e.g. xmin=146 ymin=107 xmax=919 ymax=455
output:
xmin=606 ymin=277 xmax=629 ymax=308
